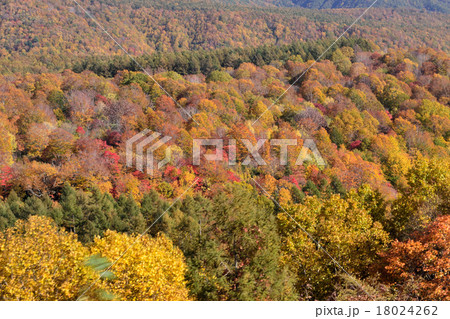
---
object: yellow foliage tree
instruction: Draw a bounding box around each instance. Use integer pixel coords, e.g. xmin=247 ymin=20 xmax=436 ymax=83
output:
xmin=90 ymin=231 xmax=190 ymax=301
xmin=0 ymin=216 xmax=93 ymax=300
xmin=278 ymin=195 xmax=389 ymax=299
xmin=278 ymin=187 xmax=292 ymax=207
xmin=0 ymin=112 xmax=16 ymax=166
xmin=250 ymin=101 xmax=274 ymax=128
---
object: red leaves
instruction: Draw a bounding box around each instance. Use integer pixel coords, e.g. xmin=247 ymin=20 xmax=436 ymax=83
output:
xmin=288 ymin=175 xmax=300 ymax=189
xmin=163 ymin=165 xmax=181 ymax=180
xmin=386 ymin=110 xmax=393 ymax=120
xmin=103 ymin=150 xmax=120 ymax=174
xmin=227 ymin=170 xmax=241 ymax=182
xmin=349 ymin=140 xmax=362 ymax=150
xmin=314 ymin=103 xmax=326 ymax=114
xmin=95 ymin=94 xmax=109 ymax=105
xmin=75 ymin=126 xmax=85 ymax=135
xmin=381 ymin=216 xmax=450 ymax=300
xmin=0 ymin=165 xmax=12 ymax=187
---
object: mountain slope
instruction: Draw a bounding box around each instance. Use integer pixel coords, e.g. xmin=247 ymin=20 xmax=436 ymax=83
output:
xmin=0 ymin=0 xmax=448 ymax=74
xmin=290 ymin=0 xmax=449 ymax=13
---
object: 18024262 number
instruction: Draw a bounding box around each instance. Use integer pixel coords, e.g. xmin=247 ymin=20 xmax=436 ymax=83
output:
xmin=376 ymin=306 xmax=438 ymax=316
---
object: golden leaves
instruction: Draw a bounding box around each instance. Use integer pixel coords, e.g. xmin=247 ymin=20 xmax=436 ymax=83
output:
xmin=0 ymin=217 xmax=190 ymax=301
xmin=0 ymin=216 xmax=92 ymax=300
xmin=90 ymin=231 xmax=190 ymax=301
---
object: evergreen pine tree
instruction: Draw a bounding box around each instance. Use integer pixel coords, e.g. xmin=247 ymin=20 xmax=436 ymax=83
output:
xmin=59 ymin=183 xmax=84 ymax=234
xmin=0 ymin=202 xmax=15 ymax=230
xmin=291 ymin=186 xmax=305 ymax=204
xmin=303 ymin=180 xmax=321 ymax=197
xmin=140 ymin=189 xmax=170 ymax=235
xmin=6 ymin=190 xmax=25 ymax=219
xmin=114 ymin=194 xmax=145 ymax=234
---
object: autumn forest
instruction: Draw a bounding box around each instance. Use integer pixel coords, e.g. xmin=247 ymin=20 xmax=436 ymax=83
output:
xmin=0 ymin=0 xmax=448 ymax=302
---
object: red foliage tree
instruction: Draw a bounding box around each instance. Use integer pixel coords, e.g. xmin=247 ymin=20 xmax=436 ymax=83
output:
xmin=380 ymin=216 xmax=450 ymax=300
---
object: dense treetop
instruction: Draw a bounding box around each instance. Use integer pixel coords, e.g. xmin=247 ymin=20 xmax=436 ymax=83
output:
xmin=0 ymin=0 xmax=448 ymax=74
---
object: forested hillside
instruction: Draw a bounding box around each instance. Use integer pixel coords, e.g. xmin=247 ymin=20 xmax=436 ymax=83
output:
xmin=0 ymin=0 xmax=448 ymax=74
xmin=0 ymin=0 xmax=448 ymax=302
xmin=290 ymin=0 xmax=450 ymax=13
xmin=1 ymin=40 xmax=449 ymax=299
